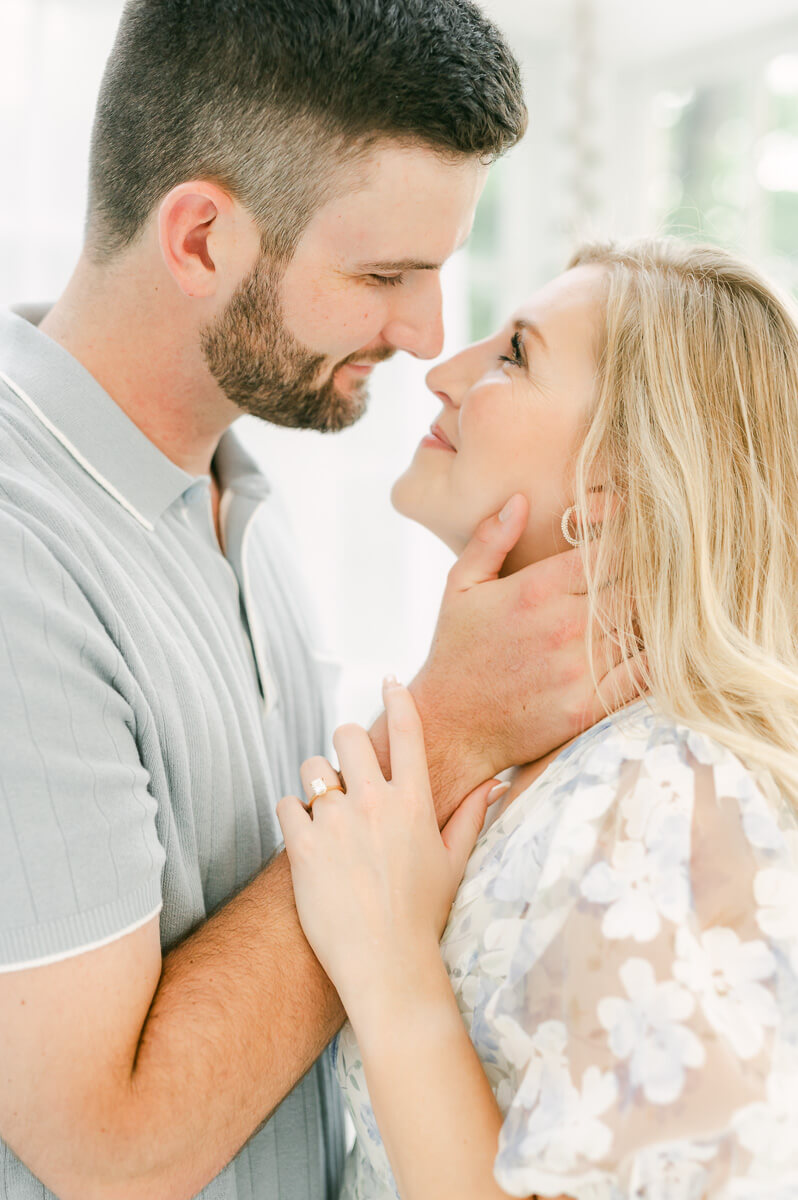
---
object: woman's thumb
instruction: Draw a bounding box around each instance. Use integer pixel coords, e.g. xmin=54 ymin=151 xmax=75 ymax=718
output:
xmin=440 ymin=778 xmax=509 ymax=880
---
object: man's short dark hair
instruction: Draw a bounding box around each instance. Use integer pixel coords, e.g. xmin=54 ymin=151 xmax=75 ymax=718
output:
xmin=86 ymin=0 xmax=528 ymax=263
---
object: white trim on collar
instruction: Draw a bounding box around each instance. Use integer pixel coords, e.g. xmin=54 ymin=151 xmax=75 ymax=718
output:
xmin=0 ymin=367 xmax=155 ymax=531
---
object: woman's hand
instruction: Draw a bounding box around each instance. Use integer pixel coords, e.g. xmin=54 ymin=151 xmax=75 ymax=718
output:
xmin=277 ymin=680 xmax=504 ymax=1013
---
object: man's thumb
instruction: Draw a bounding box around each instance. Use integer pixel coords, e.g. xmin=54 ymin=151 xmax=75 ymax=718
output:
xmin=446 ymin=494 xmax=529 ymax=594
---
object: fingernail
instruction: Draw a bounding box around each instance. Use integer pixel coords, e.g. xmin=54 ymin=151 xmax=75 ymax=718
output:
xmin=487 ymin=781 xmax=511 ymax=803
xmin=499 ymin=497 xmax=517 ymax=524
xmin=383 ymin=674 xmax=400 ymax=690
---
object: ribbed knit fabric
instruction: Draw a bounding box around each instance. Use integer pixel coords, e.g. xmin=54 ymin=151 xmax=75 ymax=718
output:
xmin=0 ymin=310 xmax=345 ymax=1199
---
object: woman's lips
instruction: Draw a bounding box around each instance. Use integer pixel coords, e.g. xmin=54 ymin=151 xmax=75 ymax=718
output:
xmin=420 ymin=423 xmax=456 ymax=452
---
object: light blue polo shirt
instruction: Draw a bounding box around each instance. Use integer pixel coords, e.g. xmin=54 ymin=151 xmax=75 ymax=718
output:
xmin=0 ymin=310 xmax=345 ymax=1199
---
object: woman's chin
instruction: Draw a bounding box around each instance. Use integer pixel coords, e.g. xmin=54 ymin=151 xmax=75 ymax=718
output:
xmin=390 ymin=475 xmax=463 ymax=554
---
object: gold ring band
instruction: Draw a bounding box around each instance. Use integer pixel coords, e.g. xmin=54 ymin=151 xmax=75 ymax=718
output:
xmin=307 ymin=777 xmax=345 ymax=808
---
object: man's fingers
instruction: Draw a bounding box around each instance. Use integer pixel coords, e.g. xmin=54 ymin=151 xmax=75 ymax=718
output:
xmin=583 ymin=652 xmax=650 ymax=729
xmin=590 ymin=622 xmax=625 ymax=680
xmin=511 ymin=546 xmax=588 ymax=606
xmin=583 ymin=487 xmax=623 ymax=530
xmin=383 ymin=680 xmax=430 ymax=789
xmin=445 ymin=493 xmax=529 ymax=595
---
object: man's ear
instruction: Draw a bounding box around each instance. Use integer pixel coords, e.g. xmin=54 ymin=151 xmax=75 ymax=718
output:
xmin=157 ymin=181 xmax=259 ymax=299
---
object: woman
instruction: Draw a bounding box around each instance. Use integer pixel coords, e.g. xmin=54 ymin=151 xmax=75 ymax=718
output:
xmin=277 ymin=238 xmax=798 ymax=1199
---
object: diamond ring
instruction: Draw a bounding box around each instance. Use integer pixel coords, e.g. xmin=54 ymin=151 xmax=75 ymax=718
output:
xmin=308 ymin=776 xmax=345 ymax=808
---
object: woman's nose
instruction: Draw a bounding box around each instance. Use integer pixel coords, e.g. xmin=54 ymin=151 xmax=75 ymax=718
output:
xmin=429 ymin=388 xmax=456 ymax=410
xmin=425 ymin=359 xmax=464 ymax=408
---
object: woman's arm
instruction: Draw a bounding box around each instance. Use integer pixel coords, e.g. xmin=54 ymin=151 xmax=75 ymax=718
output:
xmin=345 ymin=939 xmax=517 ymax=1200
xmin=277 ymin=681 xmax=570 ymax=1200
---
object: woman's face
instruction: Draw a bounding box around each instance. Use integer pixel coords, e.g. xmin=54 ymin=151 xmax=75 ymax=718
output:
xmin=391 ymin=264 xmax=607 ymax=571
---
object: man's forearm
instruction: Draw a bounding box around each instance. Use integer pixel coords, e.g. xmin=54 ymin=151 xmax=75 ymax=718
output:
xmin=113 ymin=852 xmax=343 ymax=1200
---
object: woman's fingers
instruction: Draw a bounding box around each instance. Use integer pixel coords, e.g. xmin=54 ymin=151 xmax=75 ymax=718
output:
xmin=333 ymin=722 xmax=383 ymax=791
xmin=383 ymin=679 xmax=430 ymax=790
xmin=440 ymin=778 xmax=505 ymax=882
xmin=300 ymin=756 xmax=344 ymax=810
xmin=276 ymin=793 xmax=311 ymax=850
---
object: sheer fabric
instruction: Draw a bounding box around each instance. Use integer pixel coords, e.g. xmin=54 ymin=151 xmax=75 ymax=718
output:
xmin=336 ymin=697 xmax=798 ymax=1198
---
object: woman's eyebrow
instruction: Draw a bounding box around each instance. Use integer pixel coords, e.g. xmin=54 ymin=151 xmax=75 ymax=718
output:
xmin=514 ymin=318 xmax=548 ymax=351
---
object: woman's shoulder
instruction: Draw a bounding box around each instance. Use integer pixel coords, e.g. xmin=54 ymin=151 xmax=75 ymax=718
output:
xmin=541 ymin=695 xmax=794 ymax=861
xmin=551 ymin=694 xmax=774 ymax=802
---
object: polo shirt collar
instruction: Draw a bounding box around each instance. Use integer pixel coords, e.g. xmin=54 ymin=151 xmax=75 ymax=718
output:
xmin=0 ymin=309 xmax=269 ymax=529
xmin=212 ymin=422 xmax=272 ymax=502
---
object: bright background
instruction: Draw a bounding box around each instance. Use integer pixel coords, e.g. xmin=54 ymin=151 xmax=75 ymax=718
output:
xmin=3 ymin=0 xmax=798 ymax=726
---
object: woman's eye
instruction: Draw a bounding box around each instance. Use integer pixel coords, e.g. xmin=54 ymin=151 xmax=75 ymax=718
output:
xmin=499 ymin=331 xmax=526 ymax=367
xmin=369 ymin=274 xmax=405 ymax=288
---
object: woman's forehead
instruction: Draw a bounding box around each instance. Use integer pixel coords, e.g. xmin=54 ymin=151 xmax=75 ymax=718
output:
xmin=512 ymin=264 xmax=608 ymax=343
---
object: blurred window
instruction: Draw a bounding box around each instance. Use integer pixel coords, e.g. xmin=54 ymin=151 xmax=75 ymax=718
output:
xmin=648 ymin=52 xmax=798 ymax=294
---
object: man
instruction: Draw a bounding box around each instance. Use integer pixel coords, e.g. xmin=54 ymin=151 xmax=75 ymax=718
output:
xmin=0 ymin=2 xmax=640 ymax=1198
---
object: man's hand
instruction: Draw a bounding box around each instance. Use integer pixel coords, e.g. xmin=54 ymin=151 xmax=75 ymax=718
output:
xmin=372 ymin=494 xmax=647 ymax=823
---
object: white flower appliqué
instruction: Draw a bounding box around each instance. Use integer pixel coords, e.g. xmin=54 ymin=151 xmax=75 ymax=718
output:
xmin=755 ymin=867 xmax=798 ymax=974
xmin=494 ymin=1020 xmax=618 ymax=1176
xmin=629 ymin=1139 xmax=718 ymax=1200
xmin=734 ymin=1046 xmax=798 ymax=1175
xmin=580 ymin=766 xmax=691 ymax=942
xmin=673 ymin=926 xmax=779 ymax=1059
xmin=598 ymin=958 xmax=705 ymax=1104
xmin=580 ymin=836 xmax=689 ymax=942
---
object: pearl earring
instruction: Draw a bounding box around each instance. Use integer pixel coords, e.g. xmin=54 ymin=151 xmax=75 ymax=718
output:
xmin=560 ymin=504 xmax=583 ymax=547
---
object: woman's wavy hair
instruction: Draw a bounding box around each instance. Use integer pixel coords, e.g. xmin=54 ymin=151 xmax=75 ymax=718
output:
xmin=570 ymin=237 xmax=798 ymax=811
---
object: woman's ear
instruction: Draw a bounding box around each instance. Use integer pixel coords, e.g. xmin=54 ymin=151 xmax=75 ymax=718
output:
xmin=157 ymin=181 xmax=260 ymax=299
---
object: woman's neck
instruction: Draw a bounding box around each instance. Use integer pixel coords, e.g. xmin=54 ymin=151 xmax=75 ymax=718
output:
xmin=493 ymin=694 xmax=649 ymax=818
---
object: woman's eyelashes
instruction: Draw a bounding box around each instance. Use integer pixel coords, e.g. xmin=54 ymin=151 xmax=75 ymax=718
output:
xmin=498 ymin=330 xmax=527 ymax=369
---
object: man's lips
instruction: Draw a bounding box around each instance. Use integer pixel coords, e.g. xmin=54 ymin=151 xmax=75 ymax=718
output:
xmin=420 ymin=422 xmax=457 ymax=452
xmin=337 ymin=362 xmax=376 ymax=376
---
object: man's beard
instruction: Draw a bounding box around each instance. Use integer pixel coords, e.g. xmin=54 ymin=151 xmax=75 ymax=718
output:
xmin=200 ymin=252 xmax=393 ymax=432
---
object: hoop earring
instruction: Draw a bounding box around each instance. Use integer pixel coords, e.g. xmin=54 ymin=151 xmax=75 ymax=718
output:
xmin=561 ymin=504 xmax=583 ymax=547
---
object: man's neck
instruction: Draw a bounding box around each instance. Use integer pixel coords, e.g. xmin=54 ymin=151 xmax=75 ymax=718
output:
xmin=38 ymin=251 xmax=239 ymax=478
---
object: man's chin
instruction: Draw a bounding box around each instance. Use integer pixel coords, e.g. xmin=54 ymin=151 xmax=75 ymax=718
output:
xmin=318 ymin=380 xmax=370 ymax=432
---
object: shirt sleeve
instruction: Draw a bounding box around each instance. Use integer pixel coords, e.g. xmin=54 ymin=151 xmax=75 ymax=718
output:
xmin=485 ymin=717 xmax=798 ymax=1199
xmin=0 ymin=509 xmax=165 ymax=971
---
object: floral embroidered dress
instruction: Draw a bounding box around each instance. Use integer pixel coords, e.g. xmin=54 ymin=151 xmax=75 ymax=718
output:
xmin=334 ymin=696 xmax=798 ymax=1199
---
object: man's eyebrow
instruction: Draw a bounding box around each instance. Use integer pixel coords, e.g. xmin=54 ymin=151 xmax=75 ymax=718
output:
xmin=514 ymin=318 xmax=548 ymax=351
xmin=354 ymin=259 xmax=442 ymax=273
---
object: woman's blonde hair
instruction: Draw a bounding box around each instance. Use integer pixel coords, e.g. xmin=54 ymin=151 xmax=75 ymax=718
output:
xmin=571 ymin=237 xmax=798 ymax=811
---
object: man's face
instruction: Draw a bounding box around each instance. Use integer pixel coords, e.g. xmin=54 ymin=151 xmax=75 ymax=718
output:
xmin=201 ymin=143 xmax=488 ymax=432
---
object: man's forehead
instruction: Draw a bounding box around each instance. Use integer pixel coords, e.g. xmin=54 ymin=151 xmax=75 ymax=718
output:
xmin=300 ymin=145 xmax=487 ymax=269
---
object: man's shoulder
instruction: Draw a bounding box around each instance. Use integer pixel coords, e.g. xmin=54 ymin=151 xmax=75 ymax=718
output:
xmin=0 ymin=377 xmax=107 ymax=531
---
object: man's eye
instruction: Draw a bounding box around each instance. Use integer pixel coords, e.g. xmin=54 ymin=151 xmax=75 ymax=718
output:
xmin=369 ymin=274 xmax=405 ymax=288
xmin=498 ymin=331 xmax=526 ymax=367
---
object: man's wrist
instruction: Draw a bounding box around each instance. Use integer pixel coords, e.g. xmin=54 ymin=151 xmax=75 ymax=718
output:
xmin=408 ymin=668 xmax=497 ymax=822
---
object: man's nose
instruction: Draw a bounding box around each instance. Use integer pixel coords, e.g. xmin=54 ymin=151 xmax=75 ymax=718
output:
xmin=381 ymin=275 xmax=445 ymax=360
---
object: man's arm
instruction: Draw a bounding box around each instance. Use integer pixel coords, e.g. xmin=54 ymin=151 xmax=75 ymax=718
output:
xmin=0 ymin=851 xmax=342 ymax=1200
